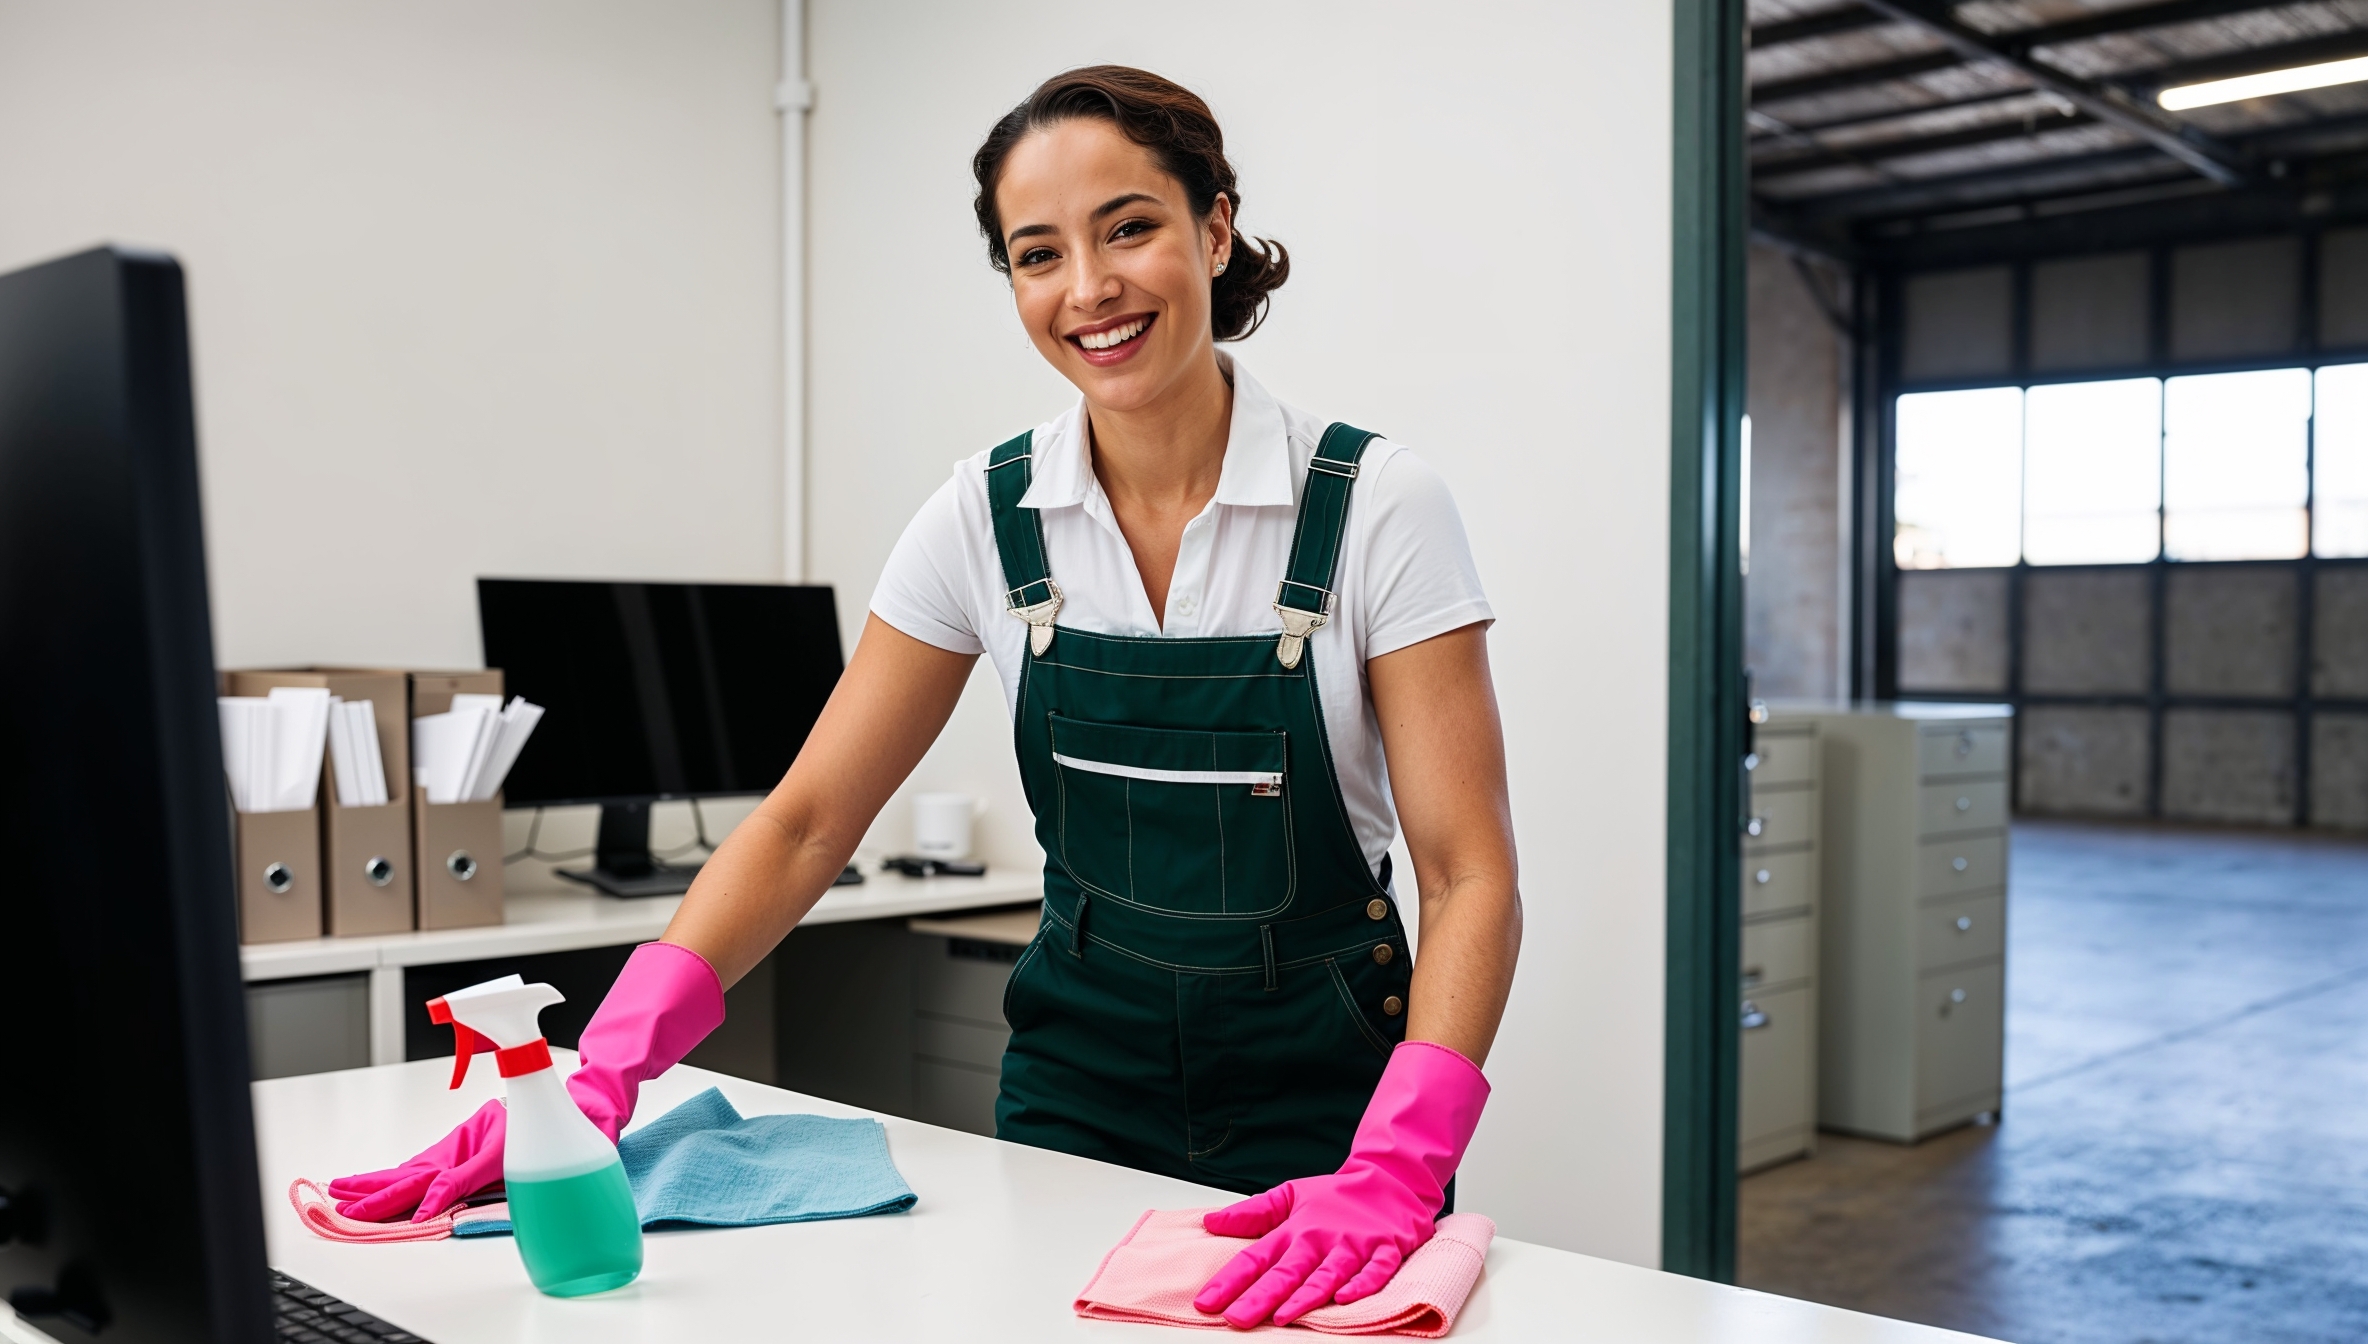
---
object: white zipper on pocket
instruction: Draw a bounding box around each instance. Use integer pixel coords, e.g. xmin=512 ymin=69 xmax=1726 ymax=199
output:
xmin=1052 ymin=752 xmax=1283 ymax=793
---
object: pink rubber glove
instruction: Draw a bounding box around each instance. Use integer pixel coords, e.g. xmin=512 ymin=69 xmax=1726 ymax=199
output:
xmin=323 ymin=1098 xmax=506 ymax=1226
xmin=1192 ymin=1041 xmax=1490 ymax=1329
xmin=328 ymin=941 xmax=725 ymax=1222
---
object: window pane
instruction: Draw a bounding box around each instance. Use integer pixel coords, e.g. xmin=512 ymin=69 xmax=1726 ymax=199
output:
xmin=2163 ymin=368 xmax=2310 ymax=561
xmin=2025 ymin=378 xmax=2162 ymax=565
xmin=2314 ymin=363 xmax=2368 ymax=558
xmin=1895 ymin=387 xmax=2022 ymax=569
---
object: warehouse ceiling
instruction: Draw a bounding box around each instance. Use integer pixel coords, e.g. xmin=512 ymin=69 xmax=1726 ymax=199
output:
xmin=1750 ymin=0 xmax=2368 ymax=262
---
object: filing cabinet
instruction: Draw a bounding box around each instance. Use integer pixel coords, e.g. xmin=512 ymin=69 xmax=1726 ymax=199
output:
xmin=1738 ymin=720 xmax=1820 ymax=1173
xmin=1769 ymin=703 xmax=2011 ymax=1143
xmin=906 ymin=907 xmax=1041 ymax=1135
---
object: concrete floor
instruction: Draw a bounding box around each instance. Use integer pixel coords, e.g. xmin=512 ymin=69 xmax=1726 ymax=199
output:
xmin=1738 ymin=819 xmax=2368 ymax=1344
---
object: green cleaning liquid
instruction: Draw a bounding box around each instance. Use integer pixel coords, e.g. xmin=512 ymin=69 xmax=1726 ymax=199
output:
xmin=507 ymin=1158 xmax=643 ymax=1297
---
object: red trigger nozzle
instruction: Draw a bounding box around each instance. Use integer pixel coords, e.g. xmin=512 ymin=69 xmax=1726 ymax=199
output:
xmin=426 ymin=997 xmax=480 ymax=1089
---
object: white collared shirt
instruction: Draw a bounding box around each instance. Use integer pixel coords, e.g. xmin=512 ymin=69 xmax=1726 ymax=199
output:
xmin=869 ymin=359 xmax=1493 ymax=871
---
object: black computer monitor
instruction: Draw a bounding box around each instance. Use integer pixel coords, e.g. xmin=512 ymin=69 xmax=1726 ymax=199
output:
xmin=0 ymin=248 xmax=273 ymax=1341
xmin=476 ymin=578 xmax=843 ymax=897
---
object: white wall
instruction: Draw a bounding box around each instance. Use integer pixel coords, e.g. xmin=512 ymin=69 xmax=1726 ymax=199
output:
xmin=806 ymin=1 xmax=1674 ymax=1263
xmin=2 ymin=0 xmax=1681 ymax=1265
xmin=0 ymin=0 xmax=784 ymax=671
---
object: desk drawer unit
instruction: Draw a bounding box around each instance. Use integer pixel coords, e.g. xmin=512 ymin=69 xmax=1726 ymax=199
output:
xmin=1738 ymin=982 xmax=1815 ymax=1173
xmin=1918 ymin=779 xmax=2007 ymax=836
xmin=1916 ymin=833 xmax=2007 ymax=899
xmin=909 ymin=932 xmax=1019 ymax=1137
xmin=914 ymin=1059 xmax=1002 ymax=1138
xmin=914 ymin=1014 xmax=1009 ymax=1072
xmin=1746 ymin=787 xmax=1816 ymax=847
xmin=1742 ymin=848 xmax=1816 ymax=918
xmin=1917 ymin=892 xmax=2006 ymax=970
xmin=1748 ymin=728 xmax=1819 ymax=786
xmin=1915 ymin=961 xmax=2004 ymax=1133
xmin=913 ymin=944 xmax=1018 ymax=1023
xmin=1742 ymin=914 xmax=1814 ymax=991
xmin=1919 ymin=723 xmax=2010 ymax=778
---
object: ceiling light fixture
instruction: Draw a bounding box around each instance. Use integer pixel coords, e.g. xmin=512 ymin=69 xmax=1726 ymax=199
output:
xmin=2158 ymin=54 xmax=2368 ymax=111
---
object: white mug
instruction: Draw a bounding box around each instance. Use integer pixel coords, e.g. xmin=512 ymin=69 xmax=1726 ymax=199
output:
xmin=912 ymin=792 xmax=985 ymax=861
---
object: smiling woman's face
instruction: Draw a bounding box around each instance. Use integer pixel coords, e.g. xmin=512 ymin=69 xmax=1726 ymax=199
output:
xmin=996 ymin=118 xmax=1233 ymax=415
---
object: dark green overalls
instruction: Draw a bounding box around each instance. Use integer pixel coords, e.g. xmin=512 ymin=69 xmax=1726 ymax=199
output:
xmin=989 ymin=422 xmax=1414 ymax=1196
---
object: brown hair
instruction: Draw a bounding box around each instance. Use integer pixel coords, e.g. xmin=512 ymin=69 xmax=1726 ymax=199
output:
xmin=973 ymin=65 xmax=1290 ymax=342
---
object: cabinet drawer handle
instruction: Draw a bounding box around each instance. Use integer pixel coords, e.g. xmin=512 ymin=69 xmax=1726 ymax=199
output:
xmin=1744 ymin=751 xmax=1760 ymax=772
xmin=1754 ymin=868 xmax=1772 ymax=885
xmin=1956 ymin=731 xmax=1974 ymax=758
xmin=1740 ymin=1001 xmax=1769 ymax=1030
xmin=1745 ymin=816 xmax=1766 ymax=837
xmin=1952 ymin=856 xmax=1969 ymax=872
xmin=1955 ymin=915 xmax=1973 ymax=932
xmin=1742 ymin=965 xmax=1763 ymax=988
xmin=1954 ymin=796 xmax=1972 ymax=812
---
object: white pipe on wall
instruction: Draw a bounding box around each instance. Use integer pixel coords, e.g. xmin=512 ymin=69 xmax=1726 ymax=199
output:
xmin=778 ymin=0 xmax=813 ymax=583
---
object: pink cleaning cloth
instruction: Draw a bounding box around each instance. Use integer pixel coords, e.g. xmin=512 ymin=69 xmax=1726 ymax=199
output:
xmin=289 ymin=1179 xmax=509 ymax=1244
xmin=1075 ymin=1208 xmax=1494 ymax=1337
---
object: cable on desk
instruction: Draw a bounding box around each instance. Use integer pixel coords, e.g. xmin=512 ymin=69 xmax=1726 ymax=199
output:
xmin=649 ymin=799 xmax=721 ymax=861
xmin=505 ymin=802 xmax=723 ymax=865
xmin=503 ymin=807 xmax=597 ymax=865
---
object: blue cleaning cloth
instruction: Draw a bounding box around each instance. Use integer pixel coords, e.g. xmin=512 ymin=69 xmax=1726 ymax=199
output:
xmin=453 ymin=1087 xmax=917 ymax=1237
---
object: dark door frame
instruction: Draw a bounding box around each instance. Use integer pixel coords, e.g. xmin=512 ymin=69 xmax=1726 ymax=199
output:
xmin=1665 ymin=0 xmax=1749 ymax=1283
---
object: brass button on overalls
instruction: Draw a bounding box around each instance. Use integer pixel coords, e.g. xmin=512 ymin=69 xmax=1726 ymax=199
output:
xmin=1382 ymin=996 xmax=1405 ymax=1016
xmin=1366 ymin=898 xmax=1388 ymax=920
xmin=1372 ymin=944 xmax=1394 ymax=965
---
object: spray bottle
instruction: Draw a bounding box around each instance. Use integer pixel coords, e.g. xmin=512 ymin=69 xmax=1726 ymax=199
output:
xmin=430 ymin=975 xmax=642 ymax=1297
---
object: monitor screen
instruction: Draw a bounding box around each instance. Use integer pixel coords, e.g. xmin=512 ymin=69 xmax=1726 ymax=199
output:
xmin=477 ymin=579 xmax=843 ymax=807
xmin=0 ymin=247 xmax=273 ymax=1341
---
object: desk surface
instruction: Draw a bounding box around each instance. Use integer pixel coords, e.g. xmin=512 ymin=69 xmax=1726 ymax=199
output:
xmin=240 ymin=864 xmax=1043 ymax=982
xmin=254 ymin=1060 xmax=1995 ymax=1343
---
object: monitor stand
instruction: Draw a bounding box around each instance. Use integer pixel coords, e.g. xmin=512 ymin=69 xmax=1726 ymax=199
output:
xmin=556 ymin=800 xmax=702 ymax=899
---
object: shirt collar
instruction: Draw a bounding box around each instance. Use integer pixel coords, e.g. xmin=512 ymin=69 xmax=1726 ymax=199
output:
xmin=1018 ymin=353 xmax=1294 ymax=510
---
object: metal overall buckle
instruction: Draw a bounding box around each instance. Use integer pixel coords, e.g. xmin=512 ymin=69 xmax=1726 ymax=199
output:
xmin=1271 ymin=585 xmax=1332 ymax=670
xmin=1009 ymin=579 xmax=1063 ymax=656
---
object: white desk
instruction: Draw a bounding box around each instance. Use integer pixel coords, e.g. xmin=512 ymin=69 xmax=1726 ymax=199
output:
xmin=253 ymin=1059 xmax=1996 ymax=1343
xmin=240 ymin=867 xmax=1042 ymax=1065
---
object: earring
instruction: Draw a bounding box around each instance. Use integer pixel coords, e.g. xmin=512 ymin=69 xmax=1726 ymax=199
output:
xmin=1215 ymin=263 xmax=1228 ymax=276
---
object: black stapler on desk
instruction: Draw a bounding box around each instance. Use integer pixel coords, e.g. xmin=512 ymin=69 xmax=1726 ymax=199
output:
xmin=880 ymin=856 xmax=987 ymax=878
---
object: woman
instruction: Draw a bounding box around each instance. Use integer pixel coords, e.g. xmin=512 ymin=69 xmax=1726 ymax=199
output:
xmin=333 ymin=66 xmax=1520 ymax=1329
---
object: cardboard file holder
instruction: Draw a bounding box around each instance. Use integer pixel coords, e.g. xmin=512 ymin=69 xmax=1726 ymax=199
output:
xmin=226 ymin=668 xmax=416 ymax=936
xmin=409 ymin=669 xmax=506 ymax=931
xmin=234 ymin=806 xmax=322 ymax=944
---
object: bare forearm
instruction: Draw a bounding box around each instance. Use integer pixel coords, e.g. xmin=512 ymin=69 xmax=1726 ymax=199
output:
xmin=657 ymin=615 xmax=977 ymax=989
xmin=1405 ymin=866 xmax=1521 ymax=1065
xmin=659 ymin=801 xmax=862 ymax=988
xmin=1368 ymin=623 xmax=1522 ymax=1069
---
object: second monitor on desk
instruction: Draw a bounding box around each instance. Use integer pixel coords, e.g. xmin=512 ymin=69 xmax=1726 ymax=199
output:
xmin=478 ymin=578 xmax=845 ymax=897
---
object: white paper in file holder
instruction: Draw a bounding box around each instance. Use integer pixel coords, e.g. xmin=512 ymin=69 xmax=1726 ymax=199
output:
xmin=217 ymin=686 xmax=331 ymax=813
xmin=413 ymin=694 xmax=542 ymax=804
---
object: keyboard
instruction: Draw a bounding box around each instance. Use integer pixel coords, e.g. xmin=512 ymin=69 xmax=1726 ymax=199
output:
xmin=270 ymin=1271 xmax=432 ymax=1344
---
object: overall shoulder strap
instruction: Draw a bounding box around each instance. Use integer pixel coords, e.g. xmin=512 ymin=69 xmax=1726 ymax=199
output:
xmin=985 ymin=430 xmax=1063 ymax=655
xmin=1272 ymin=422 xmax=1381 ymax=668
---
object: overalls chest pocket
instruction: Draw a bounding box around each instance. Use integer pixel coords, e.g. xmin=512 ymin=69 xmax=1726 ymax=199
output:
xmin=1048 ymin=714 xmax=1294 ymax=917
